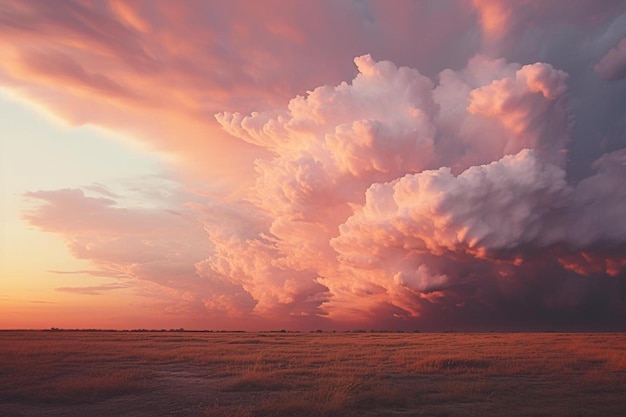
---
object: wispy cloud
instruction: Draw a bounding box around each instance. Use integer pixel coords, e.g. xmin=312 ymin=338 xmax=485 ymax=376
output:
xmin=55 ymin=283 xmax=130 ymax=296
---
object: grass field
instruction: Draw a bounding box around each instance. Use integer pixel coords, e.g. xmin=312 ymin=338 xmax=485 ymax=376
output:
xmin=1 ymin=331 xmax=625 ymax=416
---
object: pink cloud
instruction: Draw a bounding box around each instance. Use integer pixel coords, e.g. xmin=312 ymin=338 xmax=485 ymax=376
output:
xmin=6 ymin=2 xmax=626 ymax=330
xmin=435 ymin=56 xmax=571 ymax=171
xmin=333 ymin=149 xmax=568 ymax=260
xmin=472 ymin=0 xmax=626 ymax=50
xmin=22 ymin=187 xmax=216 ymax=314
xmin=595 ymin=37 xmax=626 ymax=80
xmin=467 ymin=62 xmax=570 ymax=166
xmin=55 ymin=283 xmax=130 ymax=296
xmin=0 ymin=1 xmax=481 ymax=183
xmin=325 ymin=146 xmax=625 ymax=324
xmin=212 ymin=55 xmax=625 ymax=326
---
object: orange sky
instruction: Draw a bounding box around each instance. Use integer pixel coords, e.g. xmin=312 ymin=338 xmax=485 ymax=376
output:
xmin=1 ymin=0 xmax=626 ymax=331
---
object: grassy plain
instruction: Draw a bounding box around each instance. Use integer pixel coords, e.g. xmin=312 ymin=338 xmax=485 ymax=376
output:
xmin=1 ymin=331 xmax=625 ymax=416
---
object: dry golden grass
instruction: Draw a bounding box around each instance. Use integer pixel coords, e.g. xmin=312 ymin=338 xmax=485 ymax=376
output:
xmin=0 ymin=331 xmax=625 ymax=416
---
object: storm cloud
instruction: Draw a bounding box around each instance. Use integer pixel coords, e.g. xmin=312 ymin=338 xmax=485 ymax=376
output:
xmin=4 ymin=0 xmax=626 ymax=330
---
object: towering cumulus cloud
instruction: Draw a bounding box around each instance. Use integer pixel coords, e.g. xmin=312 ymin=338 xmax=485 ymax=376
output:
xmin=5 ymin=1 xmax=626 ymax=330
xmin=209 ymin=55 xmax=626 ymax=328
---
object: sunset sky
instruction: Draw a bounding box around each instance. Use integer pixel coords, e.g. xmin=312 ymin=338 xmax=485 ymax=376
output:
xmin=1 ymin=0 xmax=626 ymax=331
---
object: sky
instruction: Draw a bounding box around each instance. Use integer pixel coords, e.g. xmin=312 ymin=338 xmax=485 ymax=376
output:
xmin=1 ymin=0 xmax=626 ymax=331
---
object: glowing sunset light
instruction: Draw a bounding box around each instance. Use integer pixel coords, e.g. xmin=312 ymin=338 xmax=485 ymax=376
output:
xmin=1 ymin=0 xmax=625 ymax=331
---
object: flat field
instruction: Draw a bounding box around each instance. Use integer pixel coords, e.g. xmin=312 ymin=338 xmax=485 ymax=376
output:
xmin=1 ymin=331 xmax=625 ymax=417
